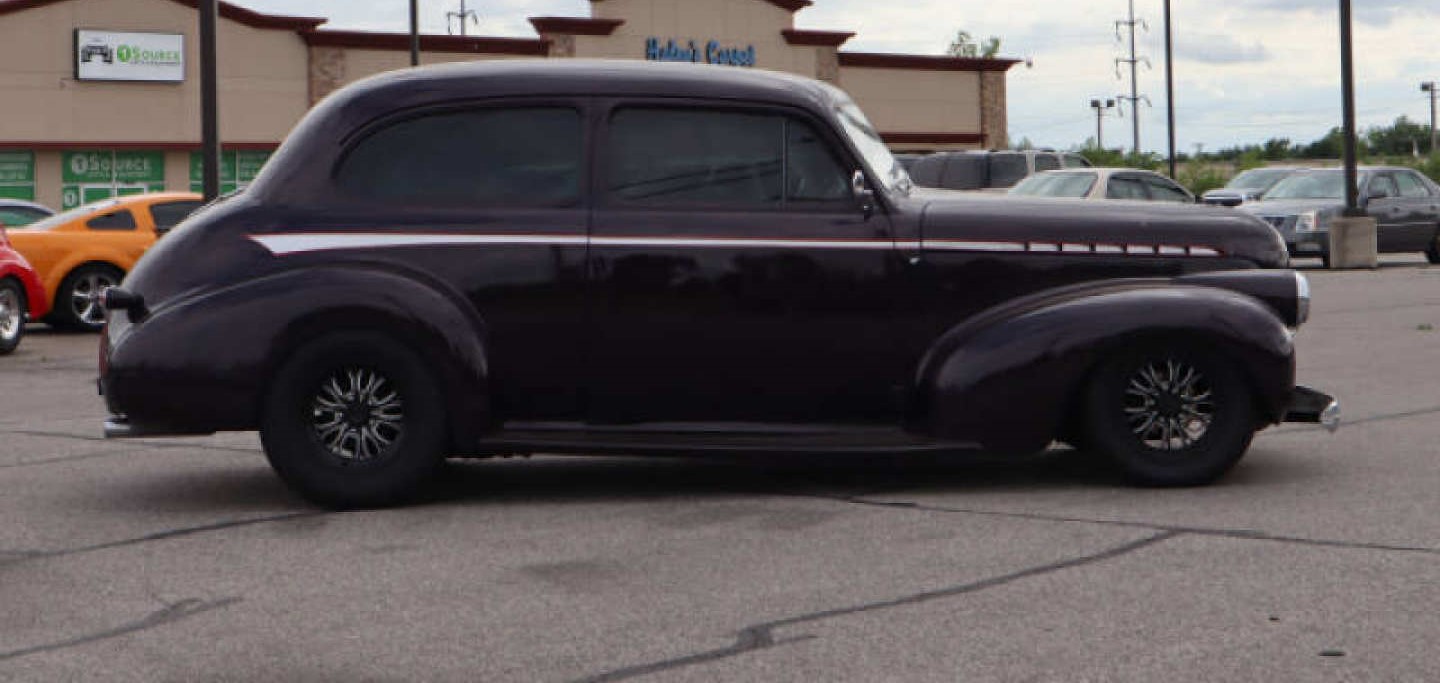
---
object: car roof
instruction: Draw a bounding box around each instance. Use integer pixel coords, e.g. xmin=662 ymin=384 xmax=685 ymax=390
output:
xmin=0 ymin=198 xmax=53 ymax=213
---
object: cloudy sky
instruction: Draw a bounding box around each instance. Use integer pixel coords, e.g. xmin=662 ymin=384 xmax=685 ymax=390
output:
xmin=239 ymin=0 xmax=1440 ymax=154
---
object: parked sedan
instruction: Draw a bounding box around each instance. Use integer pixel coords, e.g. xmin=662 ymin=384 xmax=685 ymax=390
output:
xmin=1009 ymin=168 xmax=1195 ymax=203
xmin=1242 ymin=167 xmax=1440 ymax=266
xmin=99 ymin=60 xmax=1334 ymax=508
xmin=0 ymin=226 xmax=47 ymax=354
xmin=1201 ymin=167 xmax=1306 ymax=207
xmin=0 ymin=198 xmax=55 ymax=227
xmin=6 ymin=192 xmax=203 ymax=331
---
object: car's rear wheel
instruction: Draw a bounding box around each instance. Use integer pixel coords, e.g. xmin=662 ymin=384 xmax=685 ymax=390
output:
xmin=1082 ymin=341 xmax=1255 ymax=486
xmin=51 ymin=264 xmax=122 ymax=331
xmin=260 ymin=331 xmax=448 ymax=508
xmin=1425 ymin=232 xmax=1440 ymax=264
xmin=0 ymin=279 xmax=25 ymax=355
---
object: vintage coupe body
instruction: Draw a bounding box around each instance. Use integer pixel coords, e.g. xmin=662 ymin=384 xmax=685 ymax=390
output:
xmin=99 ymin=61 xmax=1336 ymax=507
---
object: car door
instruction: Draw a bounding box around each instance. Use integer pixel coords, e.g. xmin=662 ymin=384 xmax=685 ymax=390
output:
xmin=1364 ymin=173 xmax=1408 ymax=252
xmin=586 ymin=101 xmax=904 ymax=425
xmin=1389 ymin=170 xmax=1440 ymax=252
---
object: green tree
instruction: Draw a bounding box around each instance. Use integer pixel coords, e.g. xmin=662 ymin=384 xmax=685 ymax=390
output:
xmin=947 ymin=30 xmax=1001 ymax=58
xmin=1365 ymin=116 xmax=1430 ymax=157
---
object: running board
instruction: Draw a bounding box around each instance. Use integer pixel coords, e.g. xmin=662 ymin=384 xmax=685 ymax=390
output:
xmin=476 ymin=423 xmax=980 ymax=457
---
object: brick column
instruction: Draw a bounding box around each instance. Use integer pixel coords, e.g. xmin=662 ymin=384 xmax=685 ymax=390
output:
xmin=980 ymin=71 xmax=1008 ymax=149
xmin=308 ymin=46 xmax=345 ymax=106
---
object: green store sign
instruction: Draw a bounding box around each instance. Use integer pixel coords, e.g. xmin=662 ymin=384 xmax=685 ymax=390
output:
xmin=61 ymin=150 xmax=166 ymax=209
xmin=0 ymin=151 xmax=35 ymax=201
xmin=190 ymin=150 xmax=271 ymax=195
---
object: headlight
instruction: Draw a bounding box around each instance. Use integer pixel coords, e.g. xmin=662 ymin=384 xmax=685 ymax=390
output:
xmin=1295 ymin=271 xmax=1310 ymax=326
xmin=1295 ymin=211 xmax=1318 ymax=232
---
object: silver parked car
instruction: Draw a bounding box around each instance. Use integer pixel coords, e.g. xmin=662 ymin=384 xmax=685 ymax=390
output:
xmin=1241 ymin=167 xmax=1440 ymax=267
xmin=1201 ymin=167 xmax=1306 ymax=207
xmin=1008 ymin=168 xmax=1195 ymax=203
xmin=0 ymin=199 xmax=54 ymax=227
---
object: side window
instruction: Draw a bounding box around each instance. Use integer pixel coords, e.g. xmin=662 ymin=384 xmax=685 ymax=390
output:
xmin=87 ymin=209 xmax=137 ymax=230
xmin=1395 ymin=172 xmax=1432 ymax=198
xmin=1106 ymin=176 xmax=1148 ymax=200
xmin=1369 ymin=174 xmax=1399 ymax=199
xmin=908 ymin=155 xmax=945 ymax=187
xmin=608 ymin=108 xmax=785 ymax=206
xmin=1143 ymin=176 xmax=1192 ymax=203
xmin=1033 ymin=154 xmax=1062 ymax=172
xmin=1063 ymin=153 xmax=1093 ymax=168
xmin=786 ymin=120 xmax=851 ymax=203
xmin=337 ymin=106 xmax=582 ymax=206
xmin=0 ymin=207 xmax=48 ymax=226
xmin=149 ymin=201 xmax=203 ymax=231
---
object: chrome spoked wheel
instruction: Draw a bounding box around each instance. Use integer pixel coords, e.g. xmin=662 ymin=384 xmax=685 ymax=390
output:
xmin=69 ymin=271 xmax=118 ymax=326
xmin=310 ymin=367 xmax=405 ymax=463
xmin=0 ymin=282 xmax=22 ymax=351
xmin=1124 ymin=358 xmax=1214 ymax=451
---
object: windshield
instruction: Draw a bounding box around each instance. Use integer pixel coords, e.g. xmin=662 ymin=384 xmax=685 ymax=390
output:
xmin=1227 ymin=168 xmax=1294 ymax=192
xmin=1263 ymin=171 xmax=1363 ymax=200
xmin=14 ymin=198 xmax=122 ymax=231
xmin=1009 ymin=172 xmax=1097 ymax=198
xmin=834 ymin=99 xmax=912 ymax=195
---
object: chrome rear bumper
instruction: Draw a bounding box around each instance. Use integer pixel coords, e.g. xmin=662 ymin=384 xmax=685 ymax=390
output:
xmin=1283 ymin=385 xmax=1340 ymax=432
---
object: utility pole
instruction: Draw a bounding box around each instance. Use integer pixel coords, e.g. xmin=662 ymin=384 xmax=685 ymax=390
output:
xmin=1090 ymin=98 xmax=1117 ymax=149
xmin=1340 ymin=0 xmax=1360 ymax=216
xmin=1163 ymin=0 xmax=1176 ymax=178
xmin=1115 ymin=0 xmax=1149 ymax=156
xmin=1423 ymin=81 xmax=1438 ymax=155
xmin=447 ymin=0 xmax=478 ymax=36
xmin=409 ymin=0 xmax=420 ymax=66
xmin=199 ymin=0 xmax=219 ymax=202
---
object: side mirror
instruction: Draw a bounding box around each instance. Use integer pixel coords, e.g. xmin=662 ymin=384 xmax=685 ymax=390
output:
xmin=851 ymin=170 xmax=876 ymax=219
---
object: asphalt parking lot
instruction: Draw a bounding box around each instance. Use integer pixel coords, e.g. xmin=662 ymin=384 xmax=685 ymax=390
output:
xmin=1 ymin=256 xmax=1437 ymax=682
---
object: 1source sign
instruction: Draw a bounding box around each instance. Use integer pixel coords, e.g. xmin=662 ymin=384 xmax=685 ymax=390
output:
xmin=75 ymin=30 xmax=184 ymax=82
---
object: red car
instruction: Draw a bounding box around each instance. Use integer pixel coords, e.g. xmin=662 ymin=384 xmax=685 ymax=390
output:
xmin=0 ymin=224 xmax=48 ymax=354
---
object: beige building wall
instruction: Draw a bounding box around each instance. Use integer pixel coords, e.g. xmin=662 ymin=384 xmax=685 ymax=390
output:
xmin=577 ymin=0 xmax=823 ymax=76
xmin=315 ymin=48 xmax=535 ymax=95
xmin=839 ymin=67 xmax=984 ymax=151
xmin=0 ymin=0 xmax=309 ymax=145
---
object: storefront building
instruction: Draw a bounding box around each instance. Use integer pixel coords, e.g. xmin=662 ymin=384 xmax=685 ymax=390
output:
xmin=0 ymin=0 xmax=1018 ymax=211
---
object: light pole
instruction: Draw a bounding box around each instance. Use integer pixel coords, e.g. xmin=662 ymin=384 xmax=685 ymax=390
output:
xmin=1163 ymin=0 xmax=1176 ymax=178
xmin=1422 ymin=81 xmax=1437 ymax=155
xmin=410 ymin=0 xmax=420 ymax=67
xmin=200 ymin=0 xmax=219 ymax=202
xmin=1090 ymin=98 xmax=1117 ymax=149
xmin=1339 ymin=0 xmax=1360 ymax=216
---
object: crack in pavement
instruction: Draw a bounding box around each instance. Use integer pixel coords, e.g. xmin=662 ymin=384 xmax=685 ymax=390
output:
xmin=0 ymin=597 xmax=242 ymax=662
xmin=573 ymin=532 xmax=1177 ymax=682
xmin=822 ymin=495 xmax=1440 ymax=556
xmin=0 ymin=512 xmax=323 ymax=567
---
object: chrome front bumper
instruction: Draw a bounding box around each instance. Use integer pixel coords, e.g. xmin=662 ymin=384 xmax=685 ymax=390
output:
xmin=1283 ymin=385 xmax=1340 ymax=432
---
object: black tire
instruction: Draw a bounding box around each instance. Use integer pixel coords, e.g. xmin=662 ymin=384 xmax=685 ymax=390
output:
xmin=1425 ymin=234 xmax=1440 ymax=264
xmin=0 ymin=278 xmax=25 ymax=355
xmin=260 ymin=331 xmax=448 ymax=508
xmin=51 ymin=264 xmax=123 ymax=332
xmin=1320 ymin=251 xmax=1332 ymax=269
xmin=1082 ymin=341 xmax=1256 ymax=487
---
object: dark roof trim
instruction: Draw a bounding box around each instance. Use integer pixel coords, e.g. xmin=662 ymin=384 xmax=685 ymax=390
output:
xmin=840 ymin=52 xmax=1021 ymax=72
xmin=0 ymin=0 xmax=325 ymax=30
xmin=1 ymin=141 xmax=280 ymax=150
xmin=529 ymin=17 xmax=624 ymax=36
xmin=303 ymin=30 xmax=550 ymax=56
xmin=589 ymin=0 xmax=811 ymax=12
xmin=879 ymin=132 xmax=986 ymax=145
xmin=781 ymin=29 xmax=854 ymax=47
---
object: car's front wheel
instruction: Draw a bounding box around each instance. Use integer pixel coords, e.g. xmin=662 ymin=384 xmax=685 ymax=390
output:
xmin=260 ymin=331 xmax=448 ymax=508
xmin=1425 ymin=232 xmax=1440 ymax=264
xmin=0 ymin=278 xmax=26 ymax=355
xmin=1082 ymin=341 xmax=1256 ymax=486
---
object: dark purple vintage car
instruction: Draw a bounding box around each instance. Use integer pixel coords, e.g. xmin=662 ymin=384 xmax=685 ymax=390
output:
xmin=99 ymin=60 xmax=1336 ymax=507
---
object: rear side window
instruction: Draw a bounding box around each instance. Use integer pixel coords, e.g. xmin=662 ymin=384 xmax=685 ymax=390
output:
xmin=337 ymin=107 xmax=582 ymax=206
xmin=988 ymin=154 xmax=1028 ymax=188
xmin=940 ymin=155 xmax=988 ymax=190
xmin=908 ymin=155 xmax=945 ymax=187
xmin=1107 ymin=176 xmax=1148 ymax=200
xmin=0 ymin=207 xmax=48 ymax=226
xmin=1033 ymin=154 xmax=1062 ymax=172
xmin=607 ymin=108 xmax=848 ymax=207
xmin=150 ymin=201 xmax=202 ymax=230
xmin=1395 ymin=171 xmax=1432 ymax=198
xmin=1143 ymin=176 xmax=1192 ymax=203
xmin=87 ymin=209 xmax=136 ymax=230
xmin=1063 ymin=153 xmax=1093 ymax=168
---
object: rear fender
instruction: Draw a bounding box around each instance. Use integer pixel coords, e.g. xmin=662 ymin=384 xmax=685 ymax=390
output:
xmin=106 ymin=263 xmax=490 ymax=449
xmin=914 ymin=285 xmax=1295 ymax=455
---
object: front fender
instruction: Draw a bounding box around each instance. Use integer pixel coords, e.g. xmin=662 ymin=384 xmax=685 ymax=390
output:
xmin=104 ymin=263 xmax=490 ymax=447
xmin=915 ymin=284 xmax=1295 ymax=454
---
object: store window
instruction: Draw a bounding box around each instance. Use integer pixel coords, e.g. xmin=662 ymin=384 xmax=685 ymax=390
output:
xmin=61 ymin=151 xmax=165 ymax=209
xmin=0 ymin=152 xmax=36 ymax=201
xmin=189 ymin=150 xmax=273 ymax=195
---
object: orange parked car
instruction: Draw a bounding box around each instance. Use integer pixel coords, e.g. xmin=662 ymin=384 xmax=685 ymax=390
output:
xmin=6 ymin=192 xmax=203 ymax=331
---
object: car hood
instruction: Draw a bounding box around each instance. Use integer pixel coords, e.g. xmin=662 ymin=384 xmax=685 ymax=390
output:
xmin=1241 ymin=199 xmax=1345 ymax=217
xmin=913 ymin=193 xmax=1289 ymax=268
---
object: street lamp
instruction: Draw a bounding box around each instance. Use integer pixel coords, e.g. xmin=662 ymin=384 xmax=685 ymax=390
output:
xmin=1090 ymin=98 xmax=1117 ymax=149
xmin=1422 ymin=81 xmax=1437 ymax=156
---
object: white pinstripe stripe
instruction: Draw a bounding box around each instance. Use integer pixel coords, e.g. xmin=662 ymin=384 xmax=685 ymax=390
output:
xmin=248 ymin=233 xmax=1223 ymax=258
